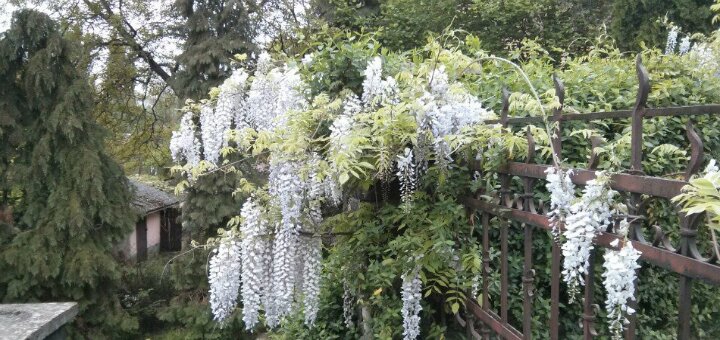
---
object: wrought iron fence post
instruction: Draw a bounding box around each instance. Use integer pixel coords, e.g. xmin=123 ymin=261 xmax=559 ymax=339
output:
xmin=521 ymin=127 xmax=536 ymax=339
xmin=499 ymin=88 xmax=511 ymax=325
xmin=550 ymin=74 xmax=565 ymax=340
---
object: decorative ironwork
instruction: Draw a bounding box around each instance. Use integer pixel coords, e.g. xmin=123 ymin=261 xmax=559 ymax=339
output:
xmin=458 ymin=55 xmax=720 ymax=340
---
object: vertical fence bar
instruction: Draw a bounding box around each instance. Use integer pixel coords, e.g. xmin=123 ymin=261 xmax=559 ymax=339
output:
xmin=482 ymin=211 xmax=491 ymax=340
xmin=675 ymin=122 xmax=706 ymax=339
xmin=549 ymin=75 xmax=564 ymax=340
xmin=522 ymin=127 xmax=536 ymax=339
xmin=582 ymin=252 xmax=597 ymax=339
xmin=499 ymin=88 xmax=511 ymax=324
xmin=623 ymin=54 xmax=651 ymax=339
xmin=465 ymin=208 xmax=477 ymax=338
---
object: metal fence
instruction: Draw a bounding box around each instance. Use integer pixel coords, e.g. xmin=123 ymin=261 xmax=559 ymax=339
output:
xmin=457 ymin=56 xmax=720 ymax=340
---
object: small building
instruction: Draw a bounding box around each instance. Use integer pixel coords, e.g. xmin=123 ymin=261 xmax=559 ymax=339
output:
xmin=116 ymin=179 xmax=181 ymax=261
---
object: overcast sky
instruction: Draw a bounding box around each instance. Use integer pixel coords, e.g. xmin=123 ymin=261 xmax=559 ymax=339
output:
xmin=1 ymin=1 xmax=18 ymax=32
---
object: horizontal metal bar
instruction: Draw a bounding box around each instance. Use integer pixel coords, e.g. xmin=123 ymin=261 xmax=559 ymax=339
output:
xmin=646 ymin=105 xmax=720 ymax=118
xmin=466 ymin=300 xmax=523 ymax=340
xmin=499 ymin=162 xmax=686 ymax=199
xmin=463 ymin=197 xmax=720 ymax=286
xmin=483 ymin=105 xmax=720 ymax=125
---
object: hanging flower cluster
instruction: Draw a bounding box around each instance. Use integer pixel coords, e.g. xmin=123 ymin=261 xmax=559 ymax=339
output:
xmin=169 ymin=52 xmax=307 ymax=175
xmin=401 ymin=268 xmax=423 ymax=340
xmin=547 ymin=169 xmax=645 ymax=336
xmin=265 ymin=159 xmax=318 ymax=327
xmin=397 ymin=148 xmax=416 ymax=206
xmin=342 ymin=282 xmax=355 ymax=328
xmin=602 ymin=220 xmax=641 ymax=340
xmin=664 ymin=26 xmax=720 ymax=73
xmin=238 ymin=198 xmax=270 ymax=329
xmin=171 ymin=52 xmax=499 ymax=332
xmin=361 ymin=56 xmax=399 ymax=107
xmin=416 ymin=65 xmax=493 ymax=168
xmin=169 ymin=112 xmax=201 ymax=168
xmin=545 ymin=167 xmax=576 ymax=238
xmin=560 ymin=171 xmax=617 ymax=301
xmin=300 ymin=237 xmax=323 ymax=326
xmin=208 ymin=233 xmax=242 ymax=324
xmin=235 ymin=165 xmax=327 ymax=329
xmin=665 ymin=27 xmax=679 ymax=55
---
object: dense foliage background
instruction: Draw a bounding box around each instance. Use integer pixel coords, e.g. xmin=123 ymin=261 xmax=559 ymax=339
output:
xmin=1 ymin=0 xmax=720 ymax=339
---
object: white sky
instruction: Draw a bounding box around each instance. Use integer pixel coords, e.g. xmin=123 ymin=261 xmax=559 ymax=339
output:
xmin=1 ymin=1 xmax=19 ymax=32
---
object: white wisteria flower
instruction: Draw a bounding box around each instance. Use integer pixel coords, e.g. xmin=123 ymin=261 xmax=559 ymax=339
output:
xmin=361 ymin=57 xmax=399 ymax=107
xmin=415 ymin=65 xmax=493 ymax=168
xmin=239 ymin=198 xmax=270 ymax=330
xmin=342 ymin=282 xmax=355 ymax=328
xmin=397 ymin=148 xmax=417 ymax=206
xmin=265 ymin=160 xmax=305 ymax=327
xmin=665 ymin=27 xmax=679 ymax=55
xmin=208 ymin=233 xmax=242 ymax=324
xmin=562 ymin=171 xmax=617 ymax=302
xmin=300 ymin=237 xmax=322 ymax=326
xmin=169 ymin=111 xmax=201 ymax=168
xmin=545 ymin=167 xmax=576 ymax=238
xmin=602 ymin=219 xmax=641 ymax=340
xmin=679 ymin=36 xmax=692 ymax=55
xmin=200 ymin=103 xmax=232 ymax=165
xmin=401 ymin=268 xmax=423 ymax=340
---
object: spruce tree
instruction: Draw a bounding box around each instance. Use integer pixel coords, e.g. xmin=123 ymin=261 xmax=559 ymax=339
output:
xmin=0 ymin=10 xmax=137 ymax=337
xmin=172 ymin=0 xmax=258 ymax=100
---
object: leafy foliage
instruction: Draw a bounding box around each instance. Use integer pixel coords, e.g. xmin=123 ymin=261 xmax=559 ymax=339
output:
xmin=0 ymin=10 xmax=137 ymax=337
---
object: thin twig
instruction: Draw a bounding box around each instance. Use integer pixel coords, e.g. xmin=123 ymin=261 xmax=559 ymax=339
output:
xmin=159 ymin=245 xmax=205 ymax=284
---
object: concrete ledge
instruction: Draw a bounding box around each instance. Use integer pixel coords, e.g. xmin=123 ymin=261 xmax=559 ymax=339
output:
xmin=0 ymin=302 xmax=78 ymax=340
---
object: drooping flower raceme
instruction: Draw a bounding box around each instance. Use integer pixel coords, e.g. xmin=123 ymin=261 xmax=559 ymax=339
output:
xmin=602 ymin=219 xmax=641 ymax=340
xmin=665 ymin=27 xmax=679 ymax=55
xmin=415 ymin=65 xmax=493 ymax=168
xmin=397 ymin=148 xmax=417 ymax=206
xmin=241 ymin=63 xmax=307 ymax=132
xmin=300 ymin=237 xmax=322 ymax=326
xmin=200 ymin=103 xmax=233 ymax=165
xmin=215 ymin=69 xmax=250 ymax=138
xmin=239 ymin=198 xmax=270 ymax=330
xmin=208 ymin=234 xmax=242 ymax=323
xmin=562 ymin=171 xmax=617 ymax=301
xmin=343 ymin=282 xmax=355 ymax=328
xmin=361 ymin=57 xmax=399 ymax=107
xmin=266 ymin=160 xmax=305 ymax=327
xmin=545 ymin=167 xmax=576 ymax=239
xmin=169 ymin=111 xmax=201 ymax=168
xmin=401 ymin=268 xmax=423 ymax=340
xmin=679 ymin=36 xmax=692 ymax=55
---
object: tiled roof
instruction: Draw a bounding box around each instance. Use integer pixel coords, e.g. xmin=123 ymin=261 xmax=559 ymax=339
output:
xmin=129 ymin=179 xmax=179 ymax=214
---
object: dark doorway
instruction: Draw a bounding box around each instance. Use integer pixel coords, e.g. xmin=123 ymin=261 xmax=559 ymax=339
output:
xmin=160 ymin=209 xmax=182 ymax=252
xmin=136 ymin=217 xmax=147 ymax=261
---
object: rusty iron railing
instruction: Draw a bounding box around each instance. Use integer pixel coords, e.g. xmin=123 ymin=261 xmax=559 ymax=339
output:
xmin=458 ymin=55 xmax=720 ymax=339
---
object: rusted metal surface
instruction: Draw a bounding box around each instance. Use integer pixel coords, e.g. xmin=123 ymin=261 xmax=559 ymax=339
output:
xmin=463 ymin=197 xmax=720 ymax=285
xmin=461 ymin=55 xmax=720 ymax=339
xmin=467 ymin=300 xmax=523 ymax=340
xmin=499 ymin=162 xmax=687 ymax=199
xmin=521 ymin=128 xmax=535 ymax=340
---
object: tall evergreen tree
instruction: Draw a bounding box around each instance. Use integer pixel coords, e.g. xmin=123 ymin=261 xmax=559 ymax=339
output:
xmin=0 ymin=10 xmax=137 ymax=337
xmin=172 ymin=0 xmax=260 ymax=100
